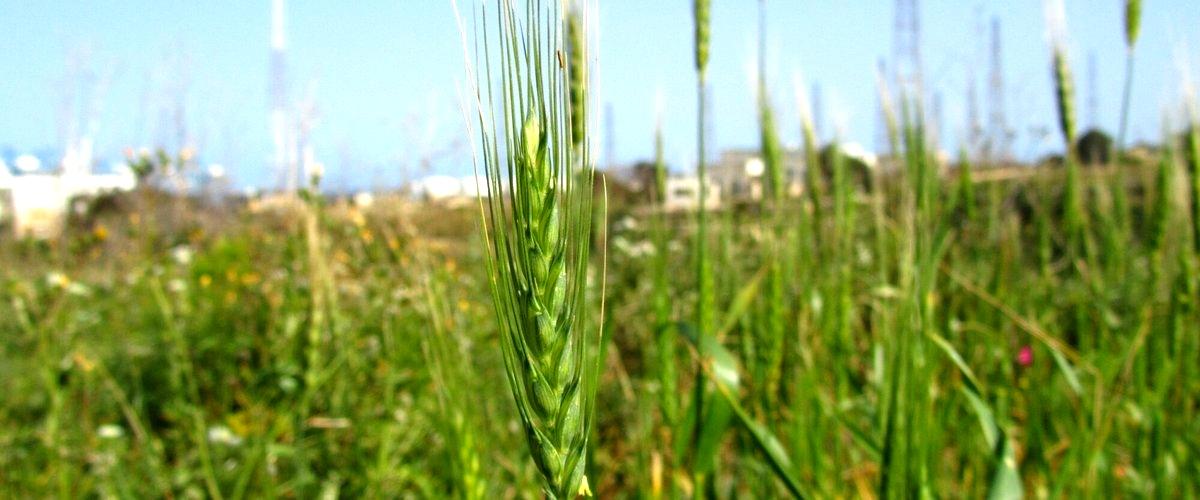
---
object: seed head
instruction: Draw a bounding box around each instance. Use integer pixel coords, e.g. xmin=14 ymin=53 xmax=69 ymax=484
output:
xmin=759 ymin=88 xmax=784 ymax=203
xmin=694 ymin=0 xmax=711 ymax=77
xmin=567 ymin=9 xmax=587 ymax=149
xmin=463 ymin=2 xmax=601 ymax=497
xmin=1125 ymin=0 xmax=1142 ymax=50
xmin=1052 ymin=50 xmax=1077 ymax=148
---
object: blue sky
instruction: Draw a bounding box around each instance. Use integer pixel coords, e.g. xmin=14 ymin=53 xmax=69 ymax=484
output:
xmin=1 ymin=1 xmax=1198 ymax=190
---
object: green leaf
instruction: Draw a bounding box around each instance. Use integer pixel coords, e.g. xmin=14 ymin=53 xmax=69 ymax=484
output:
xmin=987 ymin=433 xmax=1023 ymax=500
xmin=728 ymin=401 xmax=809 ymax=499
xmin=957 ymin=387 xmax=1022 ymax=500
xmin=716 ymin=266 xmax=768 ymax=339
xmin=834 ymin=409 xmax=881 ymax=460
xmin=694 ymin=388 xmax=733 ymax=475
xmin=684 ymin=320 xmax=811 ymax=499
xmin=961 ymin=388 xmax=998 ymax=450
xmin=691 ymin=324 xmax=736 ymax=476
xmin=1049 ymin=347 xmax=1084 ymax=396
xmin=928 ymin=331 xmax=983 ymax=395
xmin=930 ymin=331 xmax=1022 ymax=500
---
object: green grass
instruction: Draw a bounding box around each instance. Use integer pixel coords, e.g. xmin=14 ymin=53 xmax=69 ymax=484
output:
xmin=3 ymin=144 xmax=1200 ymax=497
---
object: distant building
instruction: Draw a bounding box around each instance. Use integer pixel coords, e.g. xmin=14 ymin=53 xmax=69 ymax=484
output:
xmin=410 ymin=174 xmax=490 ymax=206
xmin=412 ymin=175 xmax=461 ymax=200
xmin=0 ymin=159 xmax=11 ymax=224
xmin=664 ymin=176 xmax=721 ymax=213
xmin=352 ymin=191 xmax=375 ymax=209
xmin=707 ymin=148 xmax=807 ymax=203
xmin=0 ymin=153 xmax=136 ymax=238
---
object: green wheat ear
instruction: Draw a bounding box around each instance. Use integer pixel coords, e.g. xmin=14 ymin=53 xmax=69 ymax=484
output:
xmin=1052 ymin=50 xmax=1077 ymax=148
xmin=461 ymin=1 xmax=602 ymax=497
xmin=694 ymin=0 xmax=711 ymax=77
xmin=758 ymin=73 xmax=784 ymax=202
xmin=567 ymin=9 xmax=587 ymax=149
xmin=1045 ymin=0 xmax=1086 ymax=248
xmin=1187 ymin=113 xmax=1200 ymax=253
xmin=1125 ymin=0 xmax=1142 ymax=49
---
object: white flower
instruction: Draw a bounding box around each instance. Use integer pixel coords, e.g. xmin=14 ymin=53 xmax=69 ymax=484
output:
xmin=171 ymin=245 xmax=194 ymax=266
xmin=45 ymin=271 xmax=70 ymax=289
xmin=857 ymin=243 xmax=873 ymax=265
xmin=353 ymin=192 xmax=375 ymax=208
xmin=872 ymin=286 xmax=901 ymax=299
xmin=66 ymin=282 xmax=91 ymax=297
xmin=97 ymin=424 xmax=124 ymax=440
xmin=307 ymin=162 xmax=326 ymax=182
xmin=207 ymin=426 xmax=243 ymax=447
xmin=611 ymin=236 xmax=633 ymax=255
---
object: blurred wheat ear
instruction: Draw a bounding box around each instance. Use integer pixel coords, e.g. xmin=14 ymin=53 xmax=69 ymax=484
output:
xmin=1187 ymin=111 xmax=1200 ymax=253
xmin=1045 ymin=0 xmax=1086 ymax=252
xmin=455 ymin=0 xmax=602 ymax=497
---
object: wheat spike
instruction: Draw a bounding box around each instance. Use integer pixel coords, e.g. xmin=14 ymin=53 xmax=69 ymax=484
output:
xmin=463 ymin=1 xmax=601 ymax=497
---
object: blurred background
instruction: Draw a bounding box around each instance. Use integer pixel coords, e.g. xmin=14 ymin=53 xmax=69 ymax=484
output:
xmin=1 ymin=1 xmax=1197 ymax=195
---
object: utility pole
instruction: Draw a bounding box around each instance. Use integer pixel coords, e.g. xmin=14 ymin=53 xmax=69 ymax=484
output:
xmin=1087 ymin=51 xmax=1099 ymax=130
xmin=967 ymin=67 xmax=980 ymax=158
xmin=877 ymin=59 xmax=892 ymax=156
xmin=270 ymin=0 xmax=293 ymax=194
xmin=932 ymin=91 xmax=944 ymax=151
xmin=965 ymin=5 xmax=984 ymax=159
xmin=893 ymin=0 xmax=923 ymax=101
xmin=987 ymin=17 xmax=1010 ymax=162
xmin=811 ymin=82 xmax=823 ymax=142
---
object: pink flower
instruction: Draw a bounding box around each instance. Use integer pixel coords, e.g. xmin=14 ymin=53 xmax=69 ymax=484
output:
xmin=1017 ymin=346 xmax=1033 ymax=367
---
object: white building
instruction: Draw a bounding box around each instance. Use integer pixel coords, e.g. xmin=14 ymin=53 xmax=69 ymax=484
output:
xmin=0 ymin=154 xmax=137 ymax=239
xmin=412 ymin=175 xmax=463 ymax=201
xmin=411 ymin=174 xmax=491 ymax=203
xmin=707 ymin=148 xmax=808 ymax=203
xmin=664 ymin=176 xmax=721 ymax=213
xmin=0 ymin=159 xmax=11 ymax=223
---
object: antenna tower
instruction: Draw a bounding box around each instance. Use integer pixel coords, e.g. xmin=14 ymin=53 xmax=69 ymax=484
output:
xmin=987 ymin=17 xmax=1010 ymax=162
xmin=893 ymin=0 xmax=923 ymax=100
xmin=270 ymin=0 xmax=294 ymax=193
xmin=1087 ymin=51 xmax=1099 ymax=130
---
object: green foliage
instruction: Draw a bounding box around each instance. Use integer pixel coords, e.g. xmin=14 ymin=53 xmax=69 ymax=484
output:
xmin=955 ymin=148 xmax=977 ymax=222
xmin=1077 ymin=128 xmax=1114 ymax=165
xmin=3 ymin=144 xmax=1199 ymax=497
xmin=1187 ymin=124 xmax=1200 ymax=252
